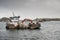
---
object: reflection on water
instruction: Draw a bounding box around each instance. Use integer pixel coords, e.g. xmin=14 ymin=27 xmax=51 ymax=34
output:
xmin=0 ymin=21 xmax=60 ymax=40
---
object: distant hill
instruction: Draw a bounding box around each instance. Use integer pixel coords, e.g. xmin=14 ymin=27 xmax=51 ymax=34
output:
xmin=33 ymin=18 xmax=60 ymax=22
xmin=0 ymin=17 xmax=11 ymax=22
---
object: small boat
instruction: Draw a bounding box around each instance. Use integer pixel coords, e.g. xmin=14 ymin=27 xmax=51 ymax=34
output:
xmin=6 ymin=12 xmax=20 ymax=29
xmin=29 ymin=22 xmax=41 ymax=29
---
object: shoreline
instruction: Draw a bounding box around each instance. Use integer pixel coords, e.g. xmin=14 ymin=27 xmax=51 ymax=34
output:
xmin=0 ymin=17 xmax=60 ymax=22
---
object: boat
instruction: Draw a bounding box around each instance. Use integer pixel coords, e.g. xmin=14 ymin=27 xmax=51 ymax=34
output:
xmin=6 ymin=12 xmax=41 ymax=29
xmin=6 ymin=12 xmax=20 ymax=29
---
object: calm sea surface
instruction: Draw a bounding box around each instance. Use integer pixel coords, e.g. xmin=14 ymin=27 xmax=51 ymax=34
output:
xmin=0 ymin=21 xmax=60 ymax=40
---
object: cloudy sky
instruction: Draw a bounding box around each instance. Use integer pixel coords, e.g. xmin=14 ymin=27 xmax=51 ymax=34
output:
xmin=0 ymin=0 xmax=60 ymax=19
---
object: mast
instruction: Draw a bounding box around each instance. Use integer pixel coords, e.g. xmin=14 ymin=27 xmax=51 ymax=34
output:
xmin=12 ymin=12 xmax=15 ymax=17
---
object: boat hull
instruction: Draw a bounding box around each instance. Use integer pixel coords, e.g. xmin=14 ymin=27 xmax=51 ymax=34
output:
xmin=6 ymin=22 xmax=41 ymax=30
xmin=6 ymin=25 xmax=40 ymax=30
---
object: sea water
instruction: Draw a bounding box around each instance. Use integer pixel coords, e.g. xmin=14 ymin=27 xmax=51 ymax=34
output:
xmin=0 ymin=21 xmax=60 ymax=40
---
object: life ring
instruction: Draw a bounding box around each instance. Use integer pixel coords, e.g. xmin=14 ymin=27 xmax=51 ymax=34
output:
xmin=22 ymin=18 xmax=33 ymax=23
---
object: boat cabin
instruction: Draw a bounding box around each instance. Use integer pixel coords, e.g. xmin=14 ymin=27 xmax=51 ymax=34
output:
xmin=9 ymin=16 xmax=20 ymax=22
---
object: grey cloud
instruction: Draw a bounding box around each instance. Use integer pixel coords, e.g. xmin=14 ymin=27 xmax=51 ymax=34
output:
xmin=0 ymin=0 xmax=60 ymax=19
